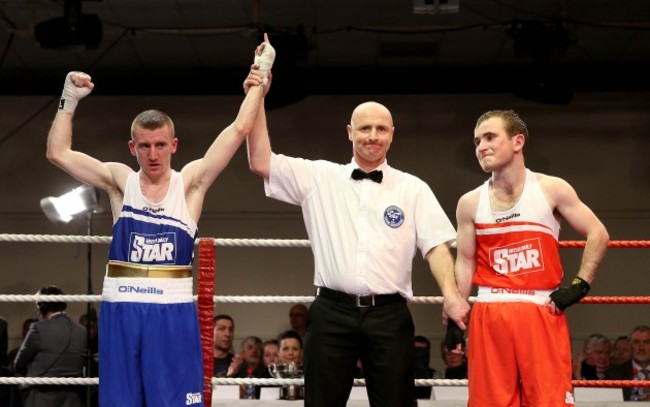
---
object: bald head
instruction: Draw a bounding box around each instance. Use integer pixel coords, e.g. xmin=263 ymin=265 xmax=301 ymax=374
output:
xmin=350 ymin=101 xmax=393 ymax=128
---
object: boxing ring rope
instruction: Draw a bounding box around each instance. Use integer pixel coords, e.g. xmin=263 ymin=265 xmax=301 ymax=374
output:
xmin=0 ymin=233 xmax=649 ymax=401
xmin=3 ymin=294 xmax=650 ymax=305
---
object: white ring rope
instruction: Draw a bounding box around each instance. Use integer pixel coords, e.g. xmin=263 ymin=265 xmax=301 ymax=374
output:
xmin=0 ymin=376 xmax=466 ymax=387
xmin=0 ymin=377 xmax=98 ymax=385
xmin=0 ymin=234 xmax=112 ymax=244
xmin=210 ymin=378 xmax=468 ymax=387
xmin=0 ymin=294 xmax=478 ymax=304
xmin=0 ymin=233 xmax=310 ymax=248
xmin=0 ymin=294 xmax=102 ymax=303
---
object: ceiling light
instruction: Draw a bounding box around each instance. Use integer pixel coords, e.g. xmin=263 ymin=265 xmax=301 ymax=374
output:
xmin=40 ymin=185 xmax=100 ymax=223
xmin=413 ymin=0 xmax=460 ymax=15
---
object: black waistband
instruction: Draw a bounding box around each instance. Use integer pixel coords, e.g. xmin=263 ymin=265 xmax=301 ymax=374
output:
xmin=316 ymin=286 xmax=405 ymax=308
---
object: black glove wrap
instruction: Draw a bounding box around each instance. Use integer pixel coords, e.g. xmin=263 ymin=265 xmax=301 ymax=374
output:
xmin=549 ymin=277 xmax=591 ymax=311
xmin=445 ymin=320 xmax=464 ymax=351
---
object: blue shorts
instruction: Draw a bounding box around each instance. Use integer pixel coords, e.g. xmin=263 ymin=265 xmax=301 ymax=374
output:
xmin=99 ymin=299 xmax=204 ymax=406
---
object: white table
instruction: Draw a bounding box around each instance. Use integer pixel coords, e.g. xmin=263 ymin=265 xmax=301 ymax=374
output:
xmin=214 ymin=388 xmax=645 ymax=407
xmin=213 ymin=383 xmax=642 ymax=406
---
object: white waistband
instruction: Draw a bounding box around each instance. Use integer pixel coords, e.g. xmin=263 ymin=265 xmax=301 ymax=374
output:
xmin=475 ymin=286 xmax=555 ymax=305
xmin=102 ymin=276 xmax=193 ymax=304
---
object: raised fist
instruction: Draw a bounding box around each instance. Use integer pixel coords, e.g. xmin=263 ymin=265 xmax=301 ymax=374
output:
xmin=59 ymin=71 xmax=94 ymax=114
xmin=253 ymin=33 xmax=276 ymax=86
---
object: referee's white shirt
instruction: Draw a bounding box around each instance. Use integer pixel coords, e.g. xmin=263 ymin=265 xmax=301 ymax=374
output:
xmin=265 ymin=153 xmax=456 ymax=300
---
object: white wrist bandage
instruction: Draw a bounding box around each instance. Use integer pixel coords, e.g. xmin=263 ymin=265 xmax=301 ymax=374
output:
xmin=58 ymin=72 xmax=93 ymax=114
xmin=254 ymin=43 xmax=276 ymax=86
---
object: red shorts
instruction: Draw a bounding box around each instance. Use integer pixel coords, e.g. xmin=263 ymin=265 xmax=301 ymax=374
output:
xmin=468 ymin=301 xmax=574 ymax=407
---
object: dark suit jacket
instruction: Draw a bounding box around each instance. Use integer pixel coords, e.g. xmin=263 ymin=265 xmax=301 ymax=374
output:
xmin=0 ymin=317 xmax=7 ymax=367
xmin=605 ymin=360 xmax=634 ymax=401
xmin=581 ymin=360 xmax=600 ymax=380
xmin=13 ymin=313 xmax=87 ymax=381
xmin=0 ymin=317 xmax=10 ymax=407
xmin=445 ymin=362 xmax=468 ymax=379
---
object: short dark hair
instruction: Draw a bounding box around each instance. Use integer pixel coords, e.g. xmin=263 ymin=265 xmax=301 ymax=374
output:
xmin=279 ymin=330 xmax=303 ymax=348
xmin=36 ymin=285 xmax=67 ymax=315
xmin=475 ymin=110 xmax=529 ymax=143
xmin=213 ymin=314 xmax=234 ymax=325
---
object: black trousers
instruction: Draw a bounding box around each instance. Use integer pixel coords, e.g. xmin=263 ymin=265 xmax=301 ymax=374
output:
xmin=303 ymin=295 xmax=415 ymax=407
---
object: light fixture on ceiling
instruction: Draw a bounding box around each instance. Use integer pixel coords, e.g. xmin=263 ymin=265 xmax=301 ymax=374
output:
xmin=34 ymin=0 xmax=102 ymax=51
xmin=40 ymin=184 xmax=100 ymax=223
xmin=413 ymin=0 xmax=460 ymax=15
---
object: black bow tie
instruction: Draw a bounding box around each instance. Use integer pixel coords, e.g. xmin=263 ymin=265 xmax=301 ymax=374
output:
xmin=351 ymin=168 xmax=383 ymax=183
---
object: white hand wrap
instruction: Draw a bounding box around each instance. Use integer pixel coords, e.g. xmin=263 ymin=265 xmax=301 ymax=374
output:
xmin=59 ymin=71 xmax=93 ymax=114
xmin=254 ymin=42 xmax=276 ymax=86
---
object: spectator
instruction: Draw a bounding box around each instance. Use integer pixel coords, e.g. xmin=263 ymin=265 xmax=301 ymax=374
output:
xmin=78 ymin=309 xmax=98 ymax=355
xmin=259 ymin=338 xmax=283 ymax=398
xmin=574 ymin=333 xmax=612 ymax=380
xmin=5 ymin=317 xmax=38 ymax=407
xmin=0 ymin=316 xmax=7 ymax=368
xmin=440 ymin=339 xmax=467 ymax=379
xmin=235 ymin=336 xmax=266 ymax=376
xmin=0 ymin=316 xmax=9 ymax=406
xmin=606 ymin=325 xmax=650 ymax=401
xmin=278 ymin=330 xmax=303 ymax=365
xmin=288 ymin=304 xmax=308 ymax=338
xmin=14 ymin=286 xmax=87 ymax=407
xmin=612 ymin=335 xmax=632 ymax=365
xmin=413 ymin=336 xmax=436 ymax=400
xmin=213 ymin=314 xmax=235 ymax=377
xmin=7 ymin=318 xmax=38 ymax=373
xmin=263 ymin=339 xmax=280 ymax=367
xmin=234 ymin=336 xmax=268 ymax=399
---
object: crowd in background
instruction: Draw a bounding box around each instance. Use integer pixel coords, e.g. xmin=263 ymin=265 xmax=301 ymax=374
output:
xmin=1 ymin=299 xmax=648 ymax=404
xmin=209 ymin=303 xmax=649 ymax=401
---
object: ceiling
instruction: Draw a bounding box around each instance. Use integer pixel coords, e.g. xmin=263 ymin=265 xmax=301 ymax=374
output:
xmin=1 ymin=0 xmax=649 ymax=101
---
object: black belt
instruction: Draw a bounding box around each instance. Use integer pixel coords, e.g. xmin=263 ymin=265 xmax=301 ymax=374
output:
xmin=316 ymin=286 xmax=405 ymax=308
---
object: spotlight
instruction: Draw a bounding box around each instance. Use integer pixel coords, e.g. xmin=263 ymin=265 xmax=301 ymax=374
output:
xmin=40 ymin=185 xmax=100 ymax=223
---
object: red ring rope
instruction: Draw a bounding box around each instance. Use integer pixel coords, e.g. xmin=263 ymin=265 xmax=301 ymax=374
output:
xmin=560 ymin=240 xmax=650 ymax=248
xmin=573 ymin=380 xmax=650 ymax=388
xmin=580 ymin=296 xmax=650 ymax=304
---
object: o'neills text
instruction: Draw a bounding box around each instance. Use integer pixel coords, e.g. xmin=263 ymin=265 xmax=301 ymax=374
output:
xmin=490 ymin=287 xmax=536 ymax=296
xmin=495 ymin=213 xmax=520 ymax=223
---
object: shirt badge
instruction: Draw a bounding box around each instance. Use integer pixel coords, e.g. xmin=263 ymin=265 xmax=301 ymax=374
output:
xmin=384 ymin=205 xmax=404 ymax=228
